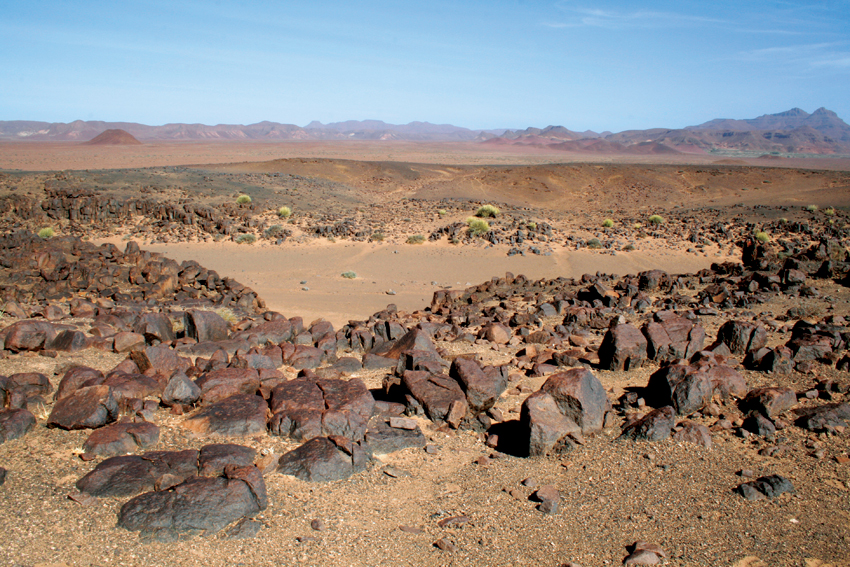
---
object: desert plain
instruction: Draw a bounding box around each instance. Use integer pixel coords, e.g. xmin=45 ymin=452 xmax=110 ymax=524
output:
xmin=0 ymin=139 xmax=849 ymax=567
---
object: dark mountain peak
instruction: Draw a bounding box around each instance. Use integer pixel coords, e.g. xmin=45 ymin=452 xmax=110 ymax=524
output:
xmin=811 ymin=107 xmax=838 ymax=117
xmin=773 ymin=108 xmax=809 ymax=118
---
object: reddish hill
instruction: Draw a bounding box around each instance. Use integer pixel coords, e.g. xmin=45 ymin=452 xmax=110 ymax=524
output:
xmin=83 ymin=129 xmax=143 ymax=145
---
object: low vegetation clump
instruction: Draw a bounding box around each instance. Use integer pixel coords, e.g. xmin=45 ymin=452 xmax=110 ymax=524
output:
xmin=370 ymin=232 xmax=385 ymax=242
xmin=586 ymin=238 xmax=603 ymax=249
xmin=648 ymin=214 xmax=664 ymax=225
xmin=406 ymin=234 xmax=425 ymax=244
xmin=278 ymin=206 xmax=292 ymax=218
xmin=823 ymin=207 xmax=835 ymax=216
xmin=467 ymin=217 xmax=490 ymax=236
xmin=526 ymin=221 xmax=537 ymax=230
xmin=622 ymin=243 xmax=636 ymax=251
xmin=341 ymin=271 xmax=357 ymax=279
xmin=437 ymin=209 xmax=447 ymax=216
xmin=236 ymin=194 xmax=252 ymax=205
xmin=602 ymin=218 xmax=614 ymax=228
xmin=755 ymin=231 xmax=770 ymax=242
xmin=264 ymin=225 xmax=286 ymax=239
xmin=235 ymin=233 xmax=256 ymax=244
xmin=633 ymin=222 xmax=642 ymax=229
xmin=215 ymin=307 xmax=239 ymax=325
xmin=37 ymin=227 xmax=54 ymax=239
xmin=476 ymin=204 xmax=500 ymax=218
xmin=806 ymin=204 xmax=818 ymax=212
xmin=778 ymin=217 xmax=788 ymax=224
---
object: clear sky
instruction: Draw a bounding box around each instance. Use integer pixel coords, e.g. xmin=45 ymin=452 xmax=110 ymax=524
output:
xmin=2 ymin=0 xmax=849 ymax=132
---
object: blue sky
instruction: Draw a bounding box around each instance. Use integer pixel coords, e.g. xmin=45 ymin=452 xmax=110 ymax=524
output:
xmin=2 ymin=0 xmax=849 ymax=131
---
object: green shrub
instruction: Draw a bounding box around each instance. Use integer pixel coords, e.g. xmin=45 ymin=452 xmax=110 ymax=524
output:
xmin=476 ymin=204 xmax=500 ymax=218
xmin=467 ymin=217 xmax=490 ymax=236
xmin=236 ymin=194 xmax=252 ymax=205
xmin=437 ymin=209 xmax=447 ymax=216
xmin=526 ymin=221 xmax=537 ymax=230
xmin=633 ymin=222 xmax=642 ymax=229
xmin=37 ymin=227 xmax=54 ymax=239
xmin=406 ymin=234 xmax=425 ymax=244
xmin=341 ymin=271 xmax=357 ymax=279
xmin=824 ymin=207 xmax=835 ymax=216
xmin=602 ymin=218 xmax=614 ymax=228
xmin=778 ymin=217 xmax=788 ymax=224
xmin=264 ymin=225 xmax=286 ymax=239
xmin=648 ymin=214 xmax=664 ymax=225
xmin=235 ymin=233 xmax=256 ymax=244
xmin=623 ymin=243 xmax=636 ymax=251
xmin=754 ymin=231 xmax=770 ymax=242
xmin=278 ymin=206 xmax=292 ymax=218
xmin=586 ymin=238 xmax=602 ymax=249
xmin=370 ymin=232 xmax=385 ymax=242
xmin=806 ymin=204 xmax=818 ymax=212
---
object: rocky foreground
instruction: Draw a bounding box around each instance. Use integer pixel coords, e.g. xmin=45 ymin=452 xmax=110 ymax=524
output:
xmin=0 ymin=226 xmax=849 ymax=566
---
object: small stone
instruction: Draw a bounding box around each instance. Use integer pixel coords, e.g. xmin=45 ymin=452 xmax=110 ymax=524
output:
xmin=310 ymin=519 xmax=325 ymax=531
xmin=67 ymin=491 xmax=97 ymax=506
xmin=623 ymin=549 xmax=660 ymax=565
xmin=437 ymin=515 xmax=470 ymax=528
xmin=434 ymin=537 xmax=458 ymax=552
xmin=388 ymin=417 xmax=417 ymax=430
xmin=425 ymin=444 xmax=439 ymax=454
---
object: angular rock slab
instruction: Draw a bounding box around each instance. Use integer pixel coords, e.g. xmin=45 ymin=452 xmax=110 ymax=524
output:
xmin=736 ymin=475 xmax=794 ymax=500
xmin=450 ymin=357 xmax=507 ymax=415
xmin=278 ymin=436 xmax=370 ymax=482
xmin=183 ymin=394 xmax=269 ymax=437
xmin=401 ymin=371 xmax=467 ymax=424
xmin=598 ymin=323 xmax=647 ymax=371
xmin=0 ymin=409 xmax=36 ymax=444
xmin=539 ymin=367 xmax=610 ymax=433
xmin=184 ymin=310 xmax=230 ymax=343
xmin=364 ymin=416 xmax=427 ymax=455
xmin=795 ymin=403 xmax=850 ymax=432
xmin=118 ymin=465 xmax=267 ymax=539
xmin=743 ymin=387 xmax=797 ymax=418
xmin=47 ymin=385 xmax=119 ymax=430
xmin=82 ymin=420 xmax=161 ymax=457
xmin=619 ymin=407 xmax=676 ymax=442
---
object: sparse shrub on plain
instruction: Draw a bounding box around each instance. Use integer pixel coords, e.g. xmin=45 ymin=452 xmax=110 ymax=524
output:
xmin=264 ymin=225 xmax=286 ymax=239
xmin=467 ymin=217 xmax=490 ymax=236
xmin=754 ymin=231 xmax=770 ymax=242
xmin=633 ymin=222 xmax=642 ymax=229
xmin=236 ymin=194 xmax=252 ymax=205
xmin=38 ymin=227 xmax=54 ymax=239
xmin=278 ymin=206 xmax=292 ymax=218
xmin=341 ymin=271 xmax=357 ymax=279
xmin=824 ymin=207 xmax=835 ymax=216
xmin=806 ymin=204 xmax=818 ymax=212
xmin=623 ymin=243 xmax=636 ymax=251
xmin=648 ymin=214 xmax=664 ymax=225
xmin=602 ymin=218 xmax=614 ymax=228
xmin=526 ymin=221 xmax=537 ymax=230
xmin=586 ymin=238 xmax=602 ymax=249
xmin=235 ymin=233 xmax=256 ymax=244
xmin=370 ymin=232 xmax=385 ymax=242
xmin=438 ymin=209 xmax=447 ymax=216
xmin=476 ymin=204 xmax=500 ymax=218
xmin=778 ymin=218 xmax=788 ymax=224
xmin=406 ymin=234 xmax=425 ymax=244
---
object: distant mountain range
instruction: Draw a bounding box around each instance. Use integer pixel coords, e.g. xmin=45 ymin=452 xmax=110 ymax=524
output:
xmin=492 ymin=108 xmax=850 ymax=155
xmin=1 ymin=108 xmax=848 ymax=155
xmin=0 ymin=119 xmax=499 ymax=143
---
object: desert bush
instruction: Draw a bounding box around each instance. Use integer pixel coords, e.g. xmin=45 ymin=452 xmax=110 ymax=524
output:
xmin=526 ymin=221 xmax=537 ymax=230
xmin=37 ymin=227 xmax=54 ymax=239
xmin=806 ymin=204 xmax=818 ymax=212
xmin=370 ymin=232 xmax=385 ymax=242
xmin=622 ymin=243 xmax=636 ymax=251
xmin=824 ymin=207 xmax=835 ymax=216
xmin=586 ymin=238 xmax=602 ymax=249
xmin=264 ymin=225 xmax=286 ymax=239
xmin=235 ymin=233 xmax=256 ymax=244
xmin=236 ymin=194 xmax=252 ymax=205
xmin=467 ymin=217 xmax=490 ymax=236
xmin=341 ymin=271 xmax=357 ymax=279
xmin=438 ymin=209 xmax=447 ymax=216
xmin=476 ymin=204 xmax=500 ymax=218
xmin=754 ymin=231 xmax=770 ymax=242
xmin=633 ymin=222 xmax=642 ymax=229
xmin=778 ymin=217 xmax=788 ymax=224
xmin=406 ymin=234 xmax=425 ymax=244
xmin=278 ymin=206 xmax=292 ymax=218
xmin=215 ymin=307 xmax=239 ymax=325
xmin=648 ymin=214 xmax=664 ymax=225
xmin=602 ymin=218 xmax=614 ymax=228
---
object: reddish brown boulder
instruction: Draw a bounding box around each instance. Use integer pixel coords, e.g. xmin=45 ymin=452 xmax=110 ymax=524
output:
xmin=743 ymin=387 xmax=797 ymax=418
xmin=82 ymin=420 xmax=161 ymax=456
xmin=47 ymin=385 xmax=119 ymax=430
xmin=184 ymin=310 xmax=230 ymax=343
xmin=0 ymin=408 xmax=36 ymax=443
xmin=195 ymin=368 xmax=260 ymax=405
xmin=598 ymin=323 xmax=647 ymax=371
xmin=2 ymin=320 xmax=57 ymax=351
xmin=113 ymin=332 xmax=146 ymax=353
xmin=183 ymin=394 xmax=269 ymax=437
xmin=55 ymin=366 xmax=104 ymax=401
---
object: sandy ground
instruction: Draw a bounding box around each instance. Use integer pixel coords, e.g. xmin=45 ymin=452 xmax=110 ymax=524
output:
xmin=4 ymin=140 xmax=850 ymax=172
xmin=93 ymin=238 xmax=733 ymax=327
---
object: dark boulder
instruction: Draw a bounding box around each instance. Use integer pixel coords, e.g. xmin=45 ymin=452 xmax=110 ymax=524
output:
xmin=619 ymin=407 xmax=676 ymax=441
xmin=82 ymin=420 xmax=161 ymax=457
xmin=183 ymin=394 xmax=269 ymax=437
xmin=598 ymin=323 xmax=647 ymax=371
xmin=184 ymin=310 xmax=229 ymax=343
xmin=0 ymin=409 xmax=36 ymax=443
xmin=277 ymin=436 xmax=370 ymax=482
xmin=47 ymin=385 xmax=119 ymax=430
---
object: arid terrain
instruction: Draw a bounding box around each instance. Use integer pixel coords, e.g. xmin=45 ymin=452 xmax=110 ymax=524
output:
xmin=0 ymin=140 xmax=849 ymax=567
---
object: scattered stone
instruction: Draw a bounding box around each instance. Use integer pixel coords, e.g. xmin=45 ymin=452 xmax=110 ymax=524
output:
xmin=620 ymin=407 xmax=676 ymax=442
xmin=82 ymin=420 xmax=160 ymax=457
xmin=0 ymin=409 xmax=37 ymax=443
xmin=434 ymin=537 xmax=458 ymax=552
xmin=47 ymin=385 xmax=119 ymax=430
xmin=736 ymin=474 xmax=795 ymax=500
xmin=183 ymin=394 xmax=269 ymax=437
xmin=598 ymin=323 xmax=647 ymax=371
xmin=277 ymin=436 xmax=370 ymax=482
xmin=534 ymin=484 xmax=560 ymax=514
